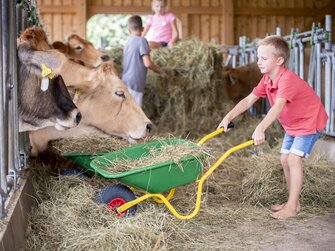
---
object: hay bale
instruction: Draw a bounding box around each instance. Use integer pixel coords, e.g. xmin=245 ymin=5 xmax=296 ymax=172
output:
xmin=106 ymin=39 xmax=234 ymax=137
xmin=144 ymin=39 xmax=231 ymax=136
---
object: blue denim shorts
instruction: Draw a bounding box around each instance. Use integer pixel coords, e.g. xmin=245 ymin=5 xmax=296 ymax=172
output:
xmin=280 ymin=131 xmax=320 ymax=158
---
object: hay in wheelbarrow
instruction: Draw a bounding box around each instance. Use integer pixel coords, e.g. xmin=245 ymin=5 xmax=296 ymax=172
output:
xmin=94 ymin=139 xmax=210 ymax=174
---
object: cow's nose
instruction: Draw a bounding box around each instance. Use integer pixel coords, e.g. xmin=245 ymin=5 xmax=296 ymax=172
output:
xmin=101 ymin=55 xmax=110 ymax=62
xmin=146 ymin=123 xmax=153 ymax=133
xmin=76 ymin=112 xmax=82 ymax=124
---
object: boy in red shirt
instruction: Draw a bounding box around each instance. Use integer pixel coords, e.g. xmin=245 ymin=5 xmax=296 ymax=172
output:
xmin=218 ymin=35 xmax=328 ymax=220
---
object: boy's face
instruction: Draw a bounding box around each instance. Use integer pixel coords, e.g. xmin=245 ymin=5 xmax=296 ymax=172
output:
xmin=257 ymin=45 xmax=284 ymax=75
xmin=152 ymin=1 xmax=166 ymax=15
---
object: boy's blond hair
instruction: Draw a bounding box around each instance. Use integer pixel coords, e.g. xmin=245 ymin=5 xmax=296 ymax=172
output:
xmin=258 ymin=35 xmax=290 ymax=64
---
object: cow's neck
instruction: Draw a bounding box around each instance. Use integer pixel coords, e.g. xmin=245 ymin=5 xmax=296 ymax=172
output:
xmin=59 ymin=61 xmax=94 ymax=84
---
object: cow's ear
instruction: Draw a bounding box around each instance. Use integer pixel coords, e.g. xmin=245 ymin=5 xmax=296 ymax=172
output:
xmin=67 ymin=80 xmax=98 ymax=94
xmin=228 ymin=69 xmax=238 ymax=85
xmin=222 ymin=65 xmax=232 ymax=75
xmin=52 ymin=41 xmax=69 ymax=54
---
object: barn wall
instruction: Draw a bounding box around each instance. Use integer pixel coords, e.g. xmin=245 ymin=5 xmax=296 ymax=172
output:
xmin=37 ymin=0 xmax=334 ymax=45
xmin=234 ymin=0 xmax=334 ymax=43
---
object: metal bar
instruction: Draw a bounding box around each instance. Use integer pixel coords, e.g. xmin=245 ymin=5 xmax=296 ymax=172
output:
xmin=324 ymin=15 xmax=332 ymax=51
xmin=1 ymin=0 xmax=10 ymax=218
xmin=8 ymin=1 xmax=20 ymax=188
xmin=308 ymin=45 xmax=316 ymax=87
xmin=298 ymin=40 xmax=304 ymax=79
xmin=315 ymin=42 xmax=322 ymax=97
xmin=18 ymin=5 xmax=31 ymax=165
xmin=330 ymin=53 xmax=335 ymax=135
xmin=324 ymin=54 xmax=332 ymax=133
xmin=0 ymin=0 xmax=4 ymax=218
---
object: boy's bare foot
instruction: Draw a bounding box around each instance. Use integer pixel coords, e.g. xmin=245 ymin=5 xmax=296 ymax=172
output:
xmin=270 ymin=204 xmax=300 ymax=220
xmin=271 ymin=203 xmax=285 ymax=212
xmin=271 ymin=202 xmax=301 ymax=212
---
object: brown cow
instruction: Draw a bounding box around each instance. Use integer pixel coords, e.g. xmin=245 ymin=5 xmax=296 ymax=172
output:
xmin=29 ymin=61 xmax=152 ymax=156
xmin=52 ymin=34 xmax=110 ymax=68
xmin=17 ymin=36 xmax=81 ymax=132
xmin=18 ymin=27 xmax=152 ymax=156
xmin=223 ymin=62 xmax=262 ymax=103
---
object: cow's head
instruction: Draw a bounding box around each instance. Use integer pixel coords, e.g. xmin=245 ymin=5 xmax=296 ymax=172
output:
xmin=17 ymin=30 xmax=81 ymax=132
xmin=223 ymin=63 xmax=262 ymax=102
xmin=66 ymin=62 xmax=152 ymax=141
xmin=18 ymin=27 xmax=51 ymax=51
xmin=17 ymin=67 xmax=81 ymax=132
xmin=52 ymin=34 xmax=110 ymax=68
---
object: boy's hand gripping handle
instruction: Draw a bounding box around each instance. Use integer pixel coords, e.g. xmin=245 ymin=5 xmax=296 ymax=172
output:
xmin=197 ymin=122 xmax=234 ymax=146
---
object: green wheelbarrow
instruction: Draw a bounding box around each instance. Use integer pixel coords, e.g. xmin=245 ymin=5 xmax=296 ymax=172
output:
xmin=62 ymin=123 xmax=256 ymax=219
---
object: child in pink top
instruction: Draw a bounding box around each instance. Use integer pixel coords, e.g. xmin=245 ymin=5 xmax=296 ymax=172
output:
xmin=142 ymin=0 xmax=179 ymax=49
xmin=218 ymin=35 xmax=328 ymax=220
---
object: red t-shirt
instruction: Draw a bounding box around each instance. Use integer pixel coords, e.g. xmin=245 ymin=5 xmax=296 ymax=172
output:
xmin=252 ymin=67 xmax=328 ymax=136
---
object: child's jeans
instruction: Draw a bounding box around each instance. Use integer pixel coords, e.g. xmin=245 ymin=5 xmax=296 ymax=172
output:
xmin=128 ymin=88 xmax=143 ymax=107
xmin=280 ymin=131 xmax=321 ymax=158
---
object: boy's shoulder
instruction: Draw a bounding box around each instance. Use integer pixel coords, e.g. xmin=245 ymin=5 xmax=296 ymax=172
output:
xmin=125 ymin=36 xmax=149 ymax=51
xmin=128 ymin=35 xmax=147 ymax=42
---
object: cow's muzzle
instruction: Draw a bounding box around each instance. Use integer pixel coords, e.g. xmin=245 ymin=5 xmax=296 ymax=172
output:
xmin=146 ymin=122 xmax=154 ymax=134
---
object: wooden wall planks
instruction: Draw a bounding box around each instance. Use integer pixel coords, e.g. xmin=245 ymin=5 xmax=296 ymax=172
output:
xmin=36 ymin=0 xmax=334 ymax=45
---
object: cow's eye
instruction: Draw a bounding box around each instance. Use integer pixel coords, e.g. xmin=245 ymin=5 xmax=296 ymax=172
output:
xmin=74 ymin=45 xmax=83 ymax=51
xmin=115 ymin=91 xmax=125 ymax=98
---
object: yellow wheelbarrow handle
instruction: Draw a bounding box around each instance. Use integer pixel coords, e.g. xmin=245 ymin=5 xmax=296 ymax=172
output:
xmin=197 ymin=122 xmax=234 ymax=146
xmin=117 ymin=138 xmax=255 ymax=220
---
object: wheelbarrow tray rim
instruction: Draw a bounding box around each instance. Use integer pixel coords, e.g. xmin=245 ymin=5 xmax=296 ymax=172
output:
xmin=90 ymin=138 xmax=205 ymax=179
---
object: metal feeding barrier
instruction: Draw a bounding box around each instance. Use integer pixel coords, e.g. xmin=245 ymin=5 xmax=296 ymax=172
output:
xmin=0 ymin=0 xmax=40 ymax=218
xmin=223 ymin=15 xmax=335 ymax=137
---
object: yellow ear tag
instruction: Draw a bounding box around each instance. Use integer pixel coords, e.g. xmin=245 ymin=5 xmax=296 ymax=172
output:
xmin=73 ymin=89 xmax=81 ymax=103
xmin=41 ymin=64 xmax=55 ymax=79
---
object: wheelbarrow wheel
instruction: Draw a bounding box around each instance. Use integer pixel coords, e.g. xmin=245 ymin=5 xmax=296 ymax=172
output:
xmin=60 ymin=168 xmax=87 ymax=177
xmin=95 ymin=184 xmax=137 ymax=217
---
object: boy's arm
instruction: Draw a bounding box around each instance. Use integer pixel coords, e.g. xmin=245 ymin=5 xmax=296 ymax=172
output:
xmin=169 ymin=20 xmax=179 ymax=46
xmin=218 ymin=93 xmax=259 ymax=130
xmin=142 ymin=54 xmax=161 ymax=73
xmin=252 ymin=97 xmax=286 ymax=145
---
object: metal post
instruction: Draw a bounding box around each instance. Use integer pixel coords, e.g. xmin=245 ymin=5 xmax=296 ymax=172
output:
xmin=18 ymin=3 xmax=31 ymax=166
xmin=324 ymin=15 xmax=332 ymax=50
xmin=324 ymin=53 xmax=332 ymax=133
xmin=297 ymin=40 xmax=305 ymax=79
xmin=331 ymin=53 xmax=335 ymax=135
xmin=307 ymin=23 xmax=316 ymax=88
xmin=8 ymin=0 xmax=20 ymax=189
xmin=315 ymin=42 xmax=322 ymax=97
xmin=1 ymin=0 xmax=10 ymax=218
xmin=275 ymin=27 xmax=282 ymax=36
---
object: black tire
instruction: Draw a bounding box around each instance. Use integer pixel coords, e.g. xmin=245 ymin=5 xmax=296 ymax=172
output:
xmin=60 ymin=168 xmax=87 ymax=177
xmin=95 ymin=184 xmax=137 ymax=217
